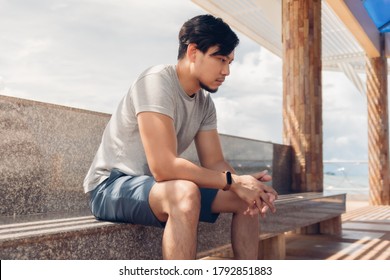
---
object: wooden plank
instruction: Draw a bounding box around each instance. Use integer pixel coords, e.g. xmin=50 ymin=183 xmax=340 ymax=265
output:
xmin=325 ymin=0 xmax=380 ymax=58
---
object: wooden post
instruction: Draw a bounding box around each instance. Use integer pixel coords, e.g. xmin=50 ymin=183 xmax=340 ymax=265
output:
xmin=258 ymin=235 xmax=286 ymax=260
xmin=366 ymin=34 xmax=390 ymax=206
xmin=282 ymin=0 xmax=323 ymax=192
xmin=320 ymin=216 xmax=342 ymax=235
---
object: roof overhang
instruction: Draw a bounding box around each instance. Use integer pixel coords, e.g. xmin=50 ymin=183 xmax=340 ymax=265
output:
xmin=191 ymin=0 xmax=389 ymax=94
xmin=326 ymin=0 xmax=383 ymax=58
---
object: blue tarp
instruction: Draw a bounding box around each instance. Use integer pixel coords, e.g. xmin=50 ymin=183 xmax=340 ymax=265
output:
xmin=362 ymin=0 xmax=390 ymax=33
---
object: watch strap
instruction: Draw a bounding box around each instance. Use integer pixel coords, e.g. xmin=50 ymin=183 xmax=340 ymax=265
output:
xmin=223 ymin=171 xmax=232 ymax=191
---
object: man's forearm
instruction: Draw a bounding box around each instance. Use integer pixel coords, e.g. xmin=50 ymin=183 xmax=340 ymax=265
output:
xmin=152 ymin=156 xmax=229 ymax=190
xmin=201 ymin=159 xmax=236 ymax=174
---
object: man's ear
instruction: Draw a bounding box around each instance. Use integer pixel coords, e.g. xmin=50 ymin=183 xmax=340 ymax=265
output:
xmin=186 ymin=43 xmax=197 ymax=62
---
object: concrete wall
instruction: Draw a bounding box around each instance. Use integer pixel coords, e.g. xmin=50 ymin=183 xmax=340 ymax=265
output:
xmin=0 ymin=95 xmax=292 ymax=217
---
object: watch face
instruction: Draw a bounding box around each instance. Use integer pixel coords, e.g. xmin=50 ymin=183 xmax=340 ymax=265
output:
xmin=226 ymin=171 xmax=232 ymax=184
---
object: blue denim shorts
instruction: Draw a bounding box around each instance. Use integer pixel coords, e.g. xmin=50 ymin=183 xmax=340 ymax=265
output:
xmin=88 ymin=169 xmax=220 ymax=228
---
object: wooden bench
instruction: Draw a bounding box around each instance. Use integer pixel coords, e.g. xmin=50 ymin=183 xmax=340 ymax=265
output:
xmin=0 ymin=95 xmax=346 ymax=259
xmin=198 ymin=192 xmax=346 ymax=259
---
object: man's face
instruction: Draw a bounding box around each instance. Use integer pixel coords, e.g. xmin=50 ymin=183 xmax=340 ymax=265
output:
xmin=194 ymin=46 xmax=234 ymax=93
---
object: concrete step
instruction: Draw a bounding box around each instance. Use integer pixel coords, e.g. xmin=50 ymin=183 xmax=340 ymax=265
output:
xmin=0 ymin=193 xmax=346 ymax=260
xmin=0 ymin=210 xmax=164 ymax=259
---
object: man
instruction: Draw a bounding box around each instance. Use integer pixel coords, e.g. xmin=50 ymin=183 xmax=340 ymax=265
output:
xmin=84 ymin=14 xmax=278 ymax=260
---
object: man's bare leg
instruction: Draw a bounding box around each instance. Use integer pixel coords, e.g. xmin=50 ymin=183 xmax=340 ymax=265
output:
xmin=231 ymin=212 xmax=259 ymax=259
xmin=211 ymin=190 xmax=260 ymax=259
xmin=149 ymin=180 xmax=201 ymax=259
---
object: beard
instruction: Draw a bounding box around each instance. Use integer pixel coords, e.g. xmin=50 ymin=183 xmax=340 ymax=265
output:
xmin=199 ymin=81 xmax=219 ymax=93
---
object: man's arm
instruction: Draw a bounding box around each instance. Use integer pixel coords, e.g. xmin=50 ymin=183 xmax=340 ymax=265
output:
xmin=195 ymin=129 xmax=276 ymax=216
xmin=194 ymin=129 xmax=235 ymax=172
xmin=137 ymin=111 xmax=226 ymax=188
xmin=138 ymin=111 xmax=277 ymax=212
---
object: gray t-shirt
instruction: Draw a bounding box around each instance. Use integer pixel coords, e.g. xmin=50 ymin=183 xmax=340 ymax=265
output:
xmin=83 ymin=64 xmax=217 ymax=193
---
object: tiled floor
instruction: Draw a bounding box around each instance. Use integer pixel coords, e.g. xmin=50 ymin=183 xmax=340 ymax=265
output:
xmin=285 ymin=205 xmax=390 ymax=260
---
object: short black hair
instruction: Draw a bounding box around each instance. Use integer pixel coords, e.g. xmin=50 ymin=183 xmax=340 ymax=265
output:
xmin=177 ymin=14 xmax=239 ymax=60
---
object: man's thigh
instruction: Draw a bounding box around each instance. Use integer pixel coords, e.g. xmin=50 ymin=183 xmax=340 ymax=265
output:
xmin=149 ymin=180 xmax=220 ymax=224
xmin=89 ymin=169 xmax=164 ymax=227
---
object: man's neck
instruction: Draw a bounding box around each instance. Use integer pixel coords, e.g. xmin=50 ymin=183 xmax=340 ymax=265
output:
xmin=176 ymin=61 xmax=200 ymax=97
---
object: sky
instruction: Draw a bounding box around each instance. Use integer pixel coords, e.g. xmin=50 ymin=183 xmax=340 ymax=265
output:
xmin=0 ymin=0 xmax=370 ymax=161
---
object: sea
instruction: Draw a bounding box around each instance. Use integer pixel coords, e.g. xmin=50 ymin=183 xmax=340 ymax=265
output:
xmin=324 ymin=162 xmax=369 ymax=201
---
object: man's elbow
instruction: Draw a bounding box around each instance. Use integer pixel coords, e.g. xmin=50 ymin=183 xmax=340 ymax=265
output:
xmin=150 ymin=165 xmax=173 ymax=182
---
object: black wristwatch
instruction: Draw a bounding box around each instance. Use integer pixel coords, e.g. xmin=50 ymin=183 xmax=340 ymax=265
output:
xmin=223 ymin=171 xmax=232 ymax=191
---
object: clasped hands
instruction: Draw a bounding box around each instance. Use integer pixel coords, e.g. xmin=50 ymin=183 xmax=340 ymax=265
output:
xmin=233 ymin=170 xmax=278 ymax=218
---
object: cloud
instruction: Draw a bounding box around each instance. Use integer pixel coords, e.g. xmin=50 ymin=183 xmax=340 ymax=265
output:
xmin=0 ymin=0 xmax=204 ymax=113
xmin=0 ymin=0 xmax=375 ymax=162
xmin=0 ymin=76 xmax=4 ymax=91
xmin=322 ymin=71 xmax=368 ymax=160
xmin=213 ymin=47 xmax=283 ymax=143
xmin=214 ymin=46 xmax=370 ymax=161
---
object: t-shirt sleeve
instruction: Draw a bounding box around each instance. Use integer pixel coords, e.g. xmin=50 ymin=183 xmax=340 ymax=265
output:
xmin=200 ymin=95 xmax=217 ymax=131
xmin=131 ymin=73 xmax=175 ymax=119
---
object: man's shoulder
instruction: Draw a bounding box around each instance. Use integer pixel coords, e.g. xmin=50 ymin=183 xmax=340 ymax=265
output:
xmin=139 ymin=64 xmax=175 ymax=79
xmin=128 ymin=64 xmax=178 ymax=101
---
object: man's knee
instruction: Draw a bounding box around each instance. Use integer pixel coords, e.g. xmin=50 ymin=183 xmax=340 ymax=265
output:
xmin=150 ymin=179 xmax=201 ymax=220
xmin=170 ymin=180 xmax=201 ymax=216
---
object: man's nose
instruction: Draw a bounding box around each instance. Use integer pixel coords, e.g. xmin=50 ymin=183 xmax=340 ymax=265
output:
xmin=221 ymin=64 xmax=230 ymax=76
